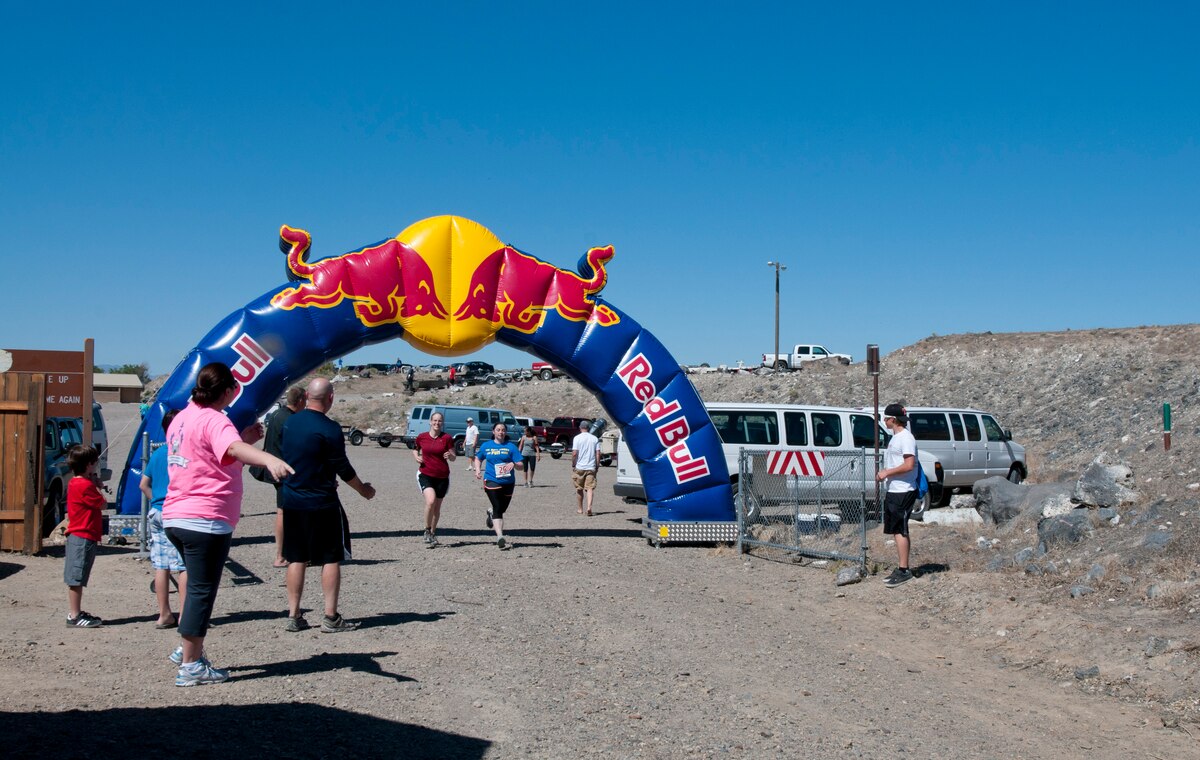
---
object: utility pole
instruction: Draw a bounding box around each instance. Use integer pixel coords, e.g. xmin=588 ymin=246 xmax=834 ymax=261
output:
xmin=767 ymin=261 xmax=786 ymax=367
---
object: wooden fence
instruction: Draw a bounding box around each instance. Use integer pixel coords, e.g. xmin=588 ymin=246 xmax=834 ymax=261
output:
xmin=0 ymin=374 xmax=45 ymax=553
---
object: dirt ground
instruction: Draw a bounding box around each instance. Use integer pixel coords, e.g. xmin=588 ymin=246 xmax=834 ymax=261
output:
xmin=0 ymin=402 xmax=1197 ymax=758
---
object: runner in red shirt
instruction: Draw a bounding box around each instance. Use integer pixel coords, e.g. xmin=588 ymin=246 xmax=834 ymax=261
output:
xmin=413 ymin=411 xmax=456 ymax=547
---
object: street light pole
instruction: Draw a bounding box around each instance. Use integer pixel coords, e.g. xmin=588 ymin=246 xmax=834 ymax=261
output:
xmin=767 ymin=261 xmax=787 ymax=368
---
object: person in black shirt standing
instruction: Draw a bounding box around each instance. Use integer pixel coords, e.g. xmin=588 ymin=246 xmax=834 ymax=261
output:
xmin=251 ymin=385 xmax=306 ymax=567
xmin=280 ymin=378 xmax=375 ymax=633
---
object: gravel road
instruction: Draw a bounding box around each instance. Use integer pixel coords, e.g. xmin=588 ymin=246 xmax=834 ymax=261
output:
xmin=0 ymin=403 xmax=1194 ymax=758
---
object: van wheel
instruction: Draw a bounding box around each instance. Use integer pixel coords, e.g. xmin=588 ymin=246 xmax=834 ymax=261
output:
xmin=454 ymin=438 xmax=465 ymax=456
xmin=377 ymin=433 xmax=393 ymax=448
xmin=599 ymin=454 xmax=613 ymax=467
xmin=733 ymin=480 xmax=763 ymax=522
xmin=936 ymin=487 xmax=953 ymax=508
xmin=911 ymin=491 xmax=930 ymax=521
xmin=43 ymin=483 xmax=64 ymax=537
xmin=349 ymin=430 xmax=364 ymax=446
xmin=539 ymin=368 xmax=553 ymax=381
xmin=1007 ymin=467 xmax=1024 ymax=485
xmin=550 ymin=451 xmax=563 ymax=460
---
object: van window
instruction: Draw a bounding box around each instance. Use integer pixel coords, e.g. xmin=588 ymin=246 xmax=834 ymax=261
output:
xmin=962 ymin=414 xmax=982 ymax=441
xmin=711 ymin=412 xmax=779 ymax=446
xmin=420 ymin=407 xmax=432 ymax=420
xmin=811 ymin=413 xmax=842 ymax=447
xmin=92 ymin=406 xmax=105 ymax=431
xmin=949 ymin=413 xmax=965 ymax=441
xmin=783 ymin=412 xmax=808 ymax=446
xmin=981 ymin=415 xmax=1005 ymax=442
xmin=910 ymin=412 xmax=950 ymax=441
xmin=850 ymin=414 xmax=879 ymax=448
xmin=501 ymin=413 xmax=517 ymax=426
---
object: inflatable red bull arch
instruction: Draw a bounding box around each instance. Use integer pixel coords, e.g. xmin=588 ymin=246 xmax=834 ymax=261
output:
xmin=116 ymin=216 xmax=733 ymax=523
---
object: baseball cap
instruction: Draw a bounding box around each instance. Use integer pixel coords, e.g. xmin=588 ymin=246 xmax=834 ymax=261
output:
xmin=883 ymin=403 xmax=907 ymax=421
xmin=466 ymin=417 xmax=473 ymax=422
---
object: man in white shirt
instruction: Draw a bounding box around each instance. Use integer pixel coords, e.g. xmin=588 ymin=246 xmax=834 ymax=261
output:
xmin=875 ymin=403 xmax=919 ymax=588
xmin=463 ymin=418 xmax=479 ymax=471
xmin=570 ymin=420 xmax=600 ymax=516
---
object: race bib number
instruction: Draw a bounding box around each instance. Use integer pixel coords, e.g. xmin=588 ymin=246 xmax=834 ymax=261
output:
xmin=495 ymin=462 xmax=514 ymax=477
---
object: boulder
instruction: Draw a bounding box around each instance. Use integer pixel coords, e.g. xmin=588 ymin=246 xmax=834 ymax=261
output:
xmin=836 ymin=566 xmax=863 ymax=586
xmin=1038 ymin=511 xmax=1095 ymax=548
xmin=1038 ymin=492 xmax=1076 ymax=519
xmin=1073 ymin=458 xmax=1137 ymax=508
xmin=921 ymin=507 xmax=982 ymax=526
xmin=974 ymin=477 xmax=1027 ymax=525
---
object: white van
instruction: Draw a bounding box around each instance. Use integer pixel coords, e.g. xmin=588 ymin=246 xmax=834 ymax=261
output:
xmin=615 ymin=402 xmax=944 ymax=518
xmin=403 ymin=404 xmax=520 ymax=453
xmin=901 ymin=407 xmax=1027 ymax=505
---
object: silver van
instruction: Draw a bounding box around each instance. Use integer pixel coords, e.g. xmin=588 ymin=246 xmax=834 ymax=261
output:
xmin=403 ymin=404 xmax=520 ymax=454
xmin=615 ymin=402 xmax=945 ymax=517
xmin=902 ymin=407 xmax=1027 ymax=504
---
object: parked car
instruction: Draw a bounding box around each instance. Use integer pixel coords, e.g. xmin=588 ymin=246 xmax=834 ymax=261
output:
xmin=614 ymin=402 xmax=944 ymax=519
xmin=403 ymin=404 xmax=520 ymax=453
xmin=515 ymin=416 xmax=551 ymax=443
xmin=42 ymin=403 xmax=111 ymax=535
xmin=762 ymin=344 xmax=852 ymax=369
xmin=892 ymin=407 xmax=1028 ymax=505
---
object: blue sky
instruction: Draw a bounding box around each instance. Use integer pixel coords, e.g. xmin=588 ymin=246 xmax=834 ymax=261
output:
xmin=3 ymin=3 xmax=1197 ymax=376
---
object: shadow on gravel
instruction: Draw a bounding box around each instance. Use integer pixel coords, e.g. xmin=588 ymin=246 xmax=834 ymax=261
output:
xmin=211 ymin=608 xmax=289 ymax=626
xmin=913 ymin=562 xmax=951 ymax=577
xmin=1 ymin=703 xmax=490 ymax=759
xmin=0 ymin=562 xmax=24 ymax=582
xmin=98 ymin=613 xmax=158 ymax=626
xmin=356 ymin=610 xmax=457 ymax=630
xmin=229 ymin=650 xmax=414 ymax=683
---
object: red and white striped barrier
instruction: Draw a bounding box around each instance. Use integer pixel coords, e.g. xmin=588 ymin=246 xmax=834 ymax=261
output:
xmin=765 ymin=450 xmax=825 ymax=476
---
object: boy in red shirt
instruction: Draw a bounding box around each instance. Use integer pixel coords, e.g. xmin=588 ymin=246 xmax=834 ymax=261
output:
xmin=64 ymin=444 xmax=106 ymax=627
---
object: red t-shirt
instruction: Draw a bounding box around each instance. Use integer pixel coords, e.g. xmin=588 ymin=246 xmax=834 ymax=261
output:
xmin=66 ymin=476 xmax=105 ymax=541
xmin=415 ymin=432 xmax=454 ymax=479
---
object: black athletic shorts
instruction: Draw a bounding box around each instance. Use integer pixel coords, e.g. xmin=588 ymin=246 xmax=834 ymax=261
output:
xmin=417 ymin=473 xmax=450 ymax=499
xmin=282 ymin=506 xmax=351 ymax=565
xmin=883 ymin=490 xmax=918 ymax=537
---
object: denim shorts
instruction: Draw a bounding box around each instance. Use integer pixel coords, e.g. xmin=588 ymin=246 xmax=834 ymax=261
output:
xmin=148 ymin=511 xmax=185 ymax=572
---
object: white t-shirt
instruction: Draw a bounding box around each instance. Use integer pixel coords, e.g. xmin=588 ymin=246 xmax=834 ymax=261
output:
xmin=572 ymin=432 xmax=600 ymax=471
xmin=884 ymin=426 xmax=919 ymax=494
xmin=464 ymin=424 xmax=479 ymax=446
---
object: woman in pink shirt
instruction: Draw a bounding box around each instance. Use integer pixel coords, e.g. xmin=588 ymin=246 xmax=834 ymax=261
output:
xmin=162 ymin=362 xmax=293 ymax=687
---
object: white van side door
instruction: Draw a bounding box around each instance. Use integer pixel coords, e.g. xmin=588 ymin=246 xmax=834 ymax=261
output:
xmin=980 ymin=414 xmax=1013 ymax=476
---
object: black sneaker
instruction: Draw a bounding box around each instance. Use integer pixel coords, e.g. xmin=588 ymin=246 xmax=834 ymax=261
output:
xmin=285 ymin=615 xmax=310 ymax=632
xmin=422 ymin=530 xmax=432 ymax=544
xmin=497 ymin=536 xmax=507 ymax=550
xmin=485 ymin=509 xmax=493 ymax=529
xmin=66 ymin=611 xmax=102 ymax=628
xmin=884 ymin=569 xmax=914 ymax=588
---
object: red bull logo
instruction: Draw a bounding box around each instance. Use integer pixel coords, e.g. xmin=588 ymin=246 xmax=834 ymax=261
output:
xmin=453 ymin=245 xmax=620 ymax=333
xmin=268 ymin=217 xmax=618 ymax=356
xmin=272 ymin=225 xmax=448 ymax=328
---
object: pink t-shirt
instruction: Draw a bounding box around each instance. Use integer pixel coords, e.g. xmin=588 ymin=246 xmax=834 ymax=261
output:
xmin=162 ymin=401 xmax=245 ymax=528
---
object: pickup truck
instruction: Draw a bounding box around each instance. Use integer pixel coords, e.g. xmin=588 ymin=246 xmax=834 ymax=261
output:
xmin=762 ymin=344 xmax=852 ymax=369
xmin=531 ymin=361 xmax=564 ymax=381
xmin=544 ymin=416 xmax=617 ymax=466
xmin=543 ymin=416 xmax=591 ymax=459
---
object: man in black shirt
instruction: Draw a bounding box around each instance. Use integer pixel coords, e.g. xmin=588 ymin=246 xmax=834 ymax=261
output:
xmin=252 ymin=385 xmax=306 ymax=568
xmin=280 ymin=378 xmax=375 ymax=633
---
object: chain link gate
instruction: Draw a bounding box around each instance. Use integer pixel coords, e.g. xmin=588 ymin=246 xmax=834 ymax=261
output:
xmin=735 ymin=448 xmax=872 ymax=571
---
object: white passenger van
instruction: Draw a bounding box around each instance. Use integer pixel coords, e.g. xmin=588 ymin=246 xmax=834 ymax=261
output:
xmin=403 ymin=404 xmax=520 ymax=454
xmin=615 ymin=402 xmax=944 ymax=518
xmin=901 ymin=407 xmax=1027 ymax=505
